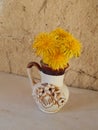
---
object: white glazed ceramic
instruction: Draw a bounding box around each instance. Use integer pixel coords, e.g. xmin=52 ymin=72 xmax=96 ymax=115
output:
xmin=27 ymin=62 xmax=69 ymax=113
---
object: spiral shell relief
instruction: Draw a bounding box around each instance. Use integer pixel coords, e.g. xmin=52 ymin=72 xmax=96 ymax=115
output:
xmin=33 ymin=83 xmax=67 ymax=113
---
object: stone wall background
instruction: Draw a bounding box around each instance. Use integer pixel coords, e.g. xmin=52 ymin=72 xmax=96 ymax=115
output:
xmin=0 ymin=0 xmax=98 ymax=90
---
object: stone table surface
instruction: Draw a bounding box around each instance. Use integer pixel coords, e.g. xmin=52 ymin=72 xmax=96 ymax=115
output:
xmin=0 ymin=72 xmax=98 ymax=130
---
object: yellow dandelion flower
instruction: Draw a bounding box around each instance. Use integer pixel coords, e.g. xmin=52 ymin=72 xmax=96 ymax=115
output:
xmin=32 ymin=33 xmax=56 ymax=57
xmin=32 ymin=28 xmax=82 ymax=70
xmin=50 ymin=28 xmax=71 ymax=40
xmin=43 ymin=49 xmax=68 ymax=70
xmin=63 ymin=37 xmax=81 ymax=58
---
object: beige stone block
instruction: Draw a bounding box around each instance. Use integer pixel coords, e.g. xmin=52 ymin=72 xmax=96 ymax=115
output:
xmin=0 ymin=0 xmax=98 ymax=90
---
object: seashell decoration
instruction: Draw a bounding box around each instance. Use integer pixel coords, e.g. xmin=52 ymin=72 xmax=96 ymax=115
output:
xmin=33 ymin=83 xmax=67 ymax=113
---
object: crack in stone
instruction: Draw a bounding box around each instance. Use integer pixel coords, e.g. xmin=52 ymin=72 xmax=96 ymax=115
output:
xmin=90 ymin=78 xmax=97 ymax=87
xmin=71 ymin=69 xmax=98 ymax=80
xmin=6 ymin=52 xmax=12 ymax=73
xmin=0 ymin=35 xmax=24 ymax=43
xmin=38 ymin=0 xmax=48 ymax=13
xmin=64 ymin=69 xmax=98 ymax=90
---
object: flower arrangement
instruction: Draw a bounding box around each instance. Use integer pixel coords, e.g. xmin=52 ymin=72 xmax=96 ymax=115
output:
xmin=32 ymin=28 xmax=81 ymax=70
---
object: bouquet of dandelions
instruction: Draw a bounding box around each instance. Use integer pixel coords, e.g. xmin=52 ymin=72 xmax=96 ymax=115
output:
xmin=32 ymin=28 xmax=81 ymax=70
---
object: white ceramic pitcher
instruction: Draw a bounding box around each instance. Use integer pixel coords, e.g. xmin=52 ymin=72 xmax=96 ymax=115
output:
xmin=27 ymin=61 xmax=69 ymax=113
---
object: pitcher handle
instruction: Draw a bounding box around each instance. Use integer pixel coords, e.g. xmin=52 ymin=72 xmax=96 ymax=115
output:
xmin=27 ymin=62 xmax=41 ymax=87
